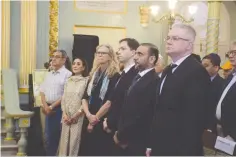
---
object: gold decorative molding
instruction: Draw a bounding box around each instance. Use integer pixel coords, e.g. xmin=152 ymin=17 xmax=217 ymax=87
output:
xmin=49 ymin=0 xmax=59 ymax=57
xmin=20 ymin=1 xmax=37 ymax=93
xmin=1 ymin=0 xmax=10 ymax=70
xmin=74 ymin=25 xmax=126 ymax=52
xmin=73 ymin=25 xmax=126 ymax=35
xmin=19 ymin=88 xmax=29 ymax=94
xmin=206 ymin=1 xmax=221 ymax=54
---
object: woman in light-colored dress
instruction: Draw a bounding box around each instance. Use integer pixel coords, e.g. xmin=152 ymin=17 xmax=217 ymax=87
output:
xmin=58 ymin=57 xmax=89 ymax=156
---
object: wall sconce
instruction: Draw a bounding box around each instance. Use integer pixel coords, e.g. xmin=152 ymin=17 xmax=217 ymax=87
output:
xmin=139 ymin=5 xmax=150 ymax=28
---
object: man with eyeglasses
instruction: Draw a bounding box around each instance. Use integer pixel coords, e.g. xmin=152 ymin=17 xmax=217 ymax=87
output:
xmin=215 ymin=40 xmax=236 ymax=144
xmin=40 ymin=50 xmax=72 ymax=156
xmin=147 ymin=24 xmax=210 ymax=156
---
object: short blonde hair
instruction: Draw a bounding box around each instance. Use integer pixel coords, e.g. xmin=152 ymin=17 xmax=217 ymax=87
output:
xmin=90 ymin=44 xmax=119 ymax=78
xmin=172 ymin=23 xmax=196 ymax=42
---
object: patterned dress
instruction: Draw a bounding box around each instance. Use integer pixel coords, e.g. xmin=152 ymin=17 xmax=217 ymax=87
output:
xmin=58 ymin=75 xmax=89 ymax=156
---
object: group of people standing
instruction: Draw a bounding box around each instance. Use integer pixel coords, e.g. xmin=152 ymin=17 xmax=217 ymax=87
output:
xmin=40 ymin=23 xmax=236 ymax=156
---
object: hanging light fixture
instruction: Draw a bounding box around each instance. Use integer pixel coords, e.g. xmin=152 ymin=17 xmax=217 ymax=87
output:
xmin=139 ymin=0 xmax=198 ymax=29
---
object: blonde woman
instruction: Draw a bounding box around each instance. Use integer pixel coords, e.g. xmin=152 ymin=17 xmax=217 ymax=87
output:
xmin=58 ymin=57 xmax=89 ymax=156
xmin=79 ymin=44 xmax=120 ymax=156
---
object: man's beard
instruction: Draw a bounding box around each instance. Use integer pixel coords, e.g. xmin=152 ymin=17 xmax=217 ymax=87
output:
xmin=135 ymin=64 xmax=145 ymax=71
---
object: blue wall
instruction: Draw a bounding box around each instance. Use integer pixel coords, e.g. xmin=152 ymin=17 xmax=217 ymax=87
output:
xmin=10 ymin=1 xmax=21 ymax=72
xmin=10 ymin=1 xmax=50 ymax=69
xmin=36 ymin=1 xmax=50 ymax=69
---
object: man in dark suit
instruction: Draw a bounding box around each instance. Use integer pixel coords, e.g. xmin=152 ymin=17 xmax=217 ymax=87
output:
xmin=113 ymin=43 xmax=160 ymax=156
xmin=102 ymin=38 xmax=139 ymax=155
xmin=216 ymin=41 xmax=236 ymax=143
xmin=148 ymin=24 xmax=211 ymax=156
xmin=202 ymin=53 xmax=224 ymax=133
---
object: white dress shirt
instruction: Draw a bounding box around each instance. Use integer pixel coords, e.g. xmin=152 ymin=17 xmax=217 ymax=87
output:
xmin=138 ymin=67 xmax=154 ymax=77
xmin=40 ymin=66 xmax=72 ymax=104
xmin=123 ymin=63 xmax=135 ymax=73
xmin=160 ymin=54 xmax=191 ymax=94
xmin=116 ymin=63 xmax=135 ymax=87
xmin=211 ymin=74 xmax=217 ymax=81
xmin=216 ymin=73 xmax=236 ymax=120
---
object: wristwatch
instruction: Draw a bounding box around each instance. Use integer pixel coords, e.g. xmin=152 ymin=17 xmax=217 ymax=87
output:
xmin=79 ymin=108 xmax=84 ymax=113
xmin=49 ymin=106 xmax=53 ymax=110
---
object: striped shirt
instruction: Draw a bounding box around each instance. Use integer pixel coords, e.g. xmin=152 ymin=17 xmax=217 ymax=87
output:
xmin=40 ymin=66 xmax=72 ymax=104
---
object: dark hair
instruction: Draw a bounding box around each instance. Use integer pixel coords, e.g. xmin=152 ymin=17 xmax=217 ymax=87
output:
xmin=44 ymin=59 xmax=52 ymax=69
xmin=65 ymin=57 xmax=72 ymax=71
xmin=72 ymin=57 xmax=89 ymax=77
xmin=53 ymin=49 xmax=67 ymax=58
xmin=53 ymin=49 xmax=72 ymax=71
xmin=202 ymin=53 xmax=221 ymax=67
xmin=44 ymin=62 xmax=50 ymax=69
xmin=192 ymin=53 xmax=201 ymax=63
xmin=119 ymin=38 xmax=140 ymax=50
xmin=140 ymin=43 xmax=159 ymax=64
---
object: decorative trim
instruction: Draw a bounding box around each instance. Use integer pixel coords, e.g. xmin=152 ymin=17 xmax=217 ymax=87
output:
xmin=16 ymin=152 xmax=27 ymax=156
xmin=19 ymin=88 xmax=29 ymax=94
xmin=206 ymin=1 xmax=221 ymax=54
xmin=74 ymin=0 xmax=128 ymax=14
xmin=49 ymin=0 xmax=59 ymax=57
xmin=73 ymin=25 xmax=126 ymax=37
xmin=4 ymin=137 xmax=15 ymax=141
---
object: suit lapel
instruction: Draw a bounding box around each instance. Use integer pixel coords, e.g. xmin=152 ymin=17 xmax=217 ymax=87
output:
xmin=116 ymin=66 xmax=136 ymax=88
xmin=157 ymin=55 xmax=197 ymax=97
xmin=224 ymin=76 xmax=236 ymax=96
xmin=128 ymin=69 xmax=155 ymax=95
xmin=171 ymin=55 xmax=195 ymax=77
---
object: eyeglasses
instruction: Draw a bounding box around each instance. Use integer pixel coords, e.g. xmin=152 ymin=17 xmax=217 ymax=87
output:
xmin=226 ymin=50 xmax=236 ymax=58
xmin=52 ymin=55 xmax=64 ymax=59
xmin=166 ymin=36 xmax=190 ymax=42
xmin=96 ymin=51 xmax=109 ymax=55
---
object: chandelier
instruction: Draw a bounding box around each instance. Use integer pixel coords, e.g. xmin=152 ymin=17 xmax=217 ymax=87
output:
xmin=139 ymin=0 xmax=198 ymax=29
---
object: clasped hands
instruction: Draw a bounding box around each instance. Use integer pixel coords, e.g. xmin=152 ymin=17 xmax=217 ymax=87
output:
xmin=87 ymin=114 xmax=99 ymax=133
xmin=62 ymin=112 xmax=83 ymax=125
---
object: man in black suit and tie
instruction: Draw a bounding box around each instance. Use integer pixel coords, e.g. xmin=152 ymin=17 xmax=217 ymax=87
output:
xmin=113 ymin=43 xmax=160 ymax=156
xmin=201 ymin=53 xmax=224 ymax=133
xmin=148 ymin=24 xmax=211 ymax=156
xmin=216 ymin=41 xmax=236 ymax=143
xmin=101 ymin=38 xmax=139 ymax=155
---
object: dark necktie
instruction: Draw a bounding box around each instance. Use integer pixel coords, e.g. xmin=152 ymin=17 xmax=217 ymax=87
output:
xmin=115 ymin=71 xmax=126 ymax=88
xmin=160 ymin=64 xmax=177 ymax=95
xmin=165 ymin=64 xmax=177 ymax=77
xmin=127 ymin=74 xmax=141 ymax=94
